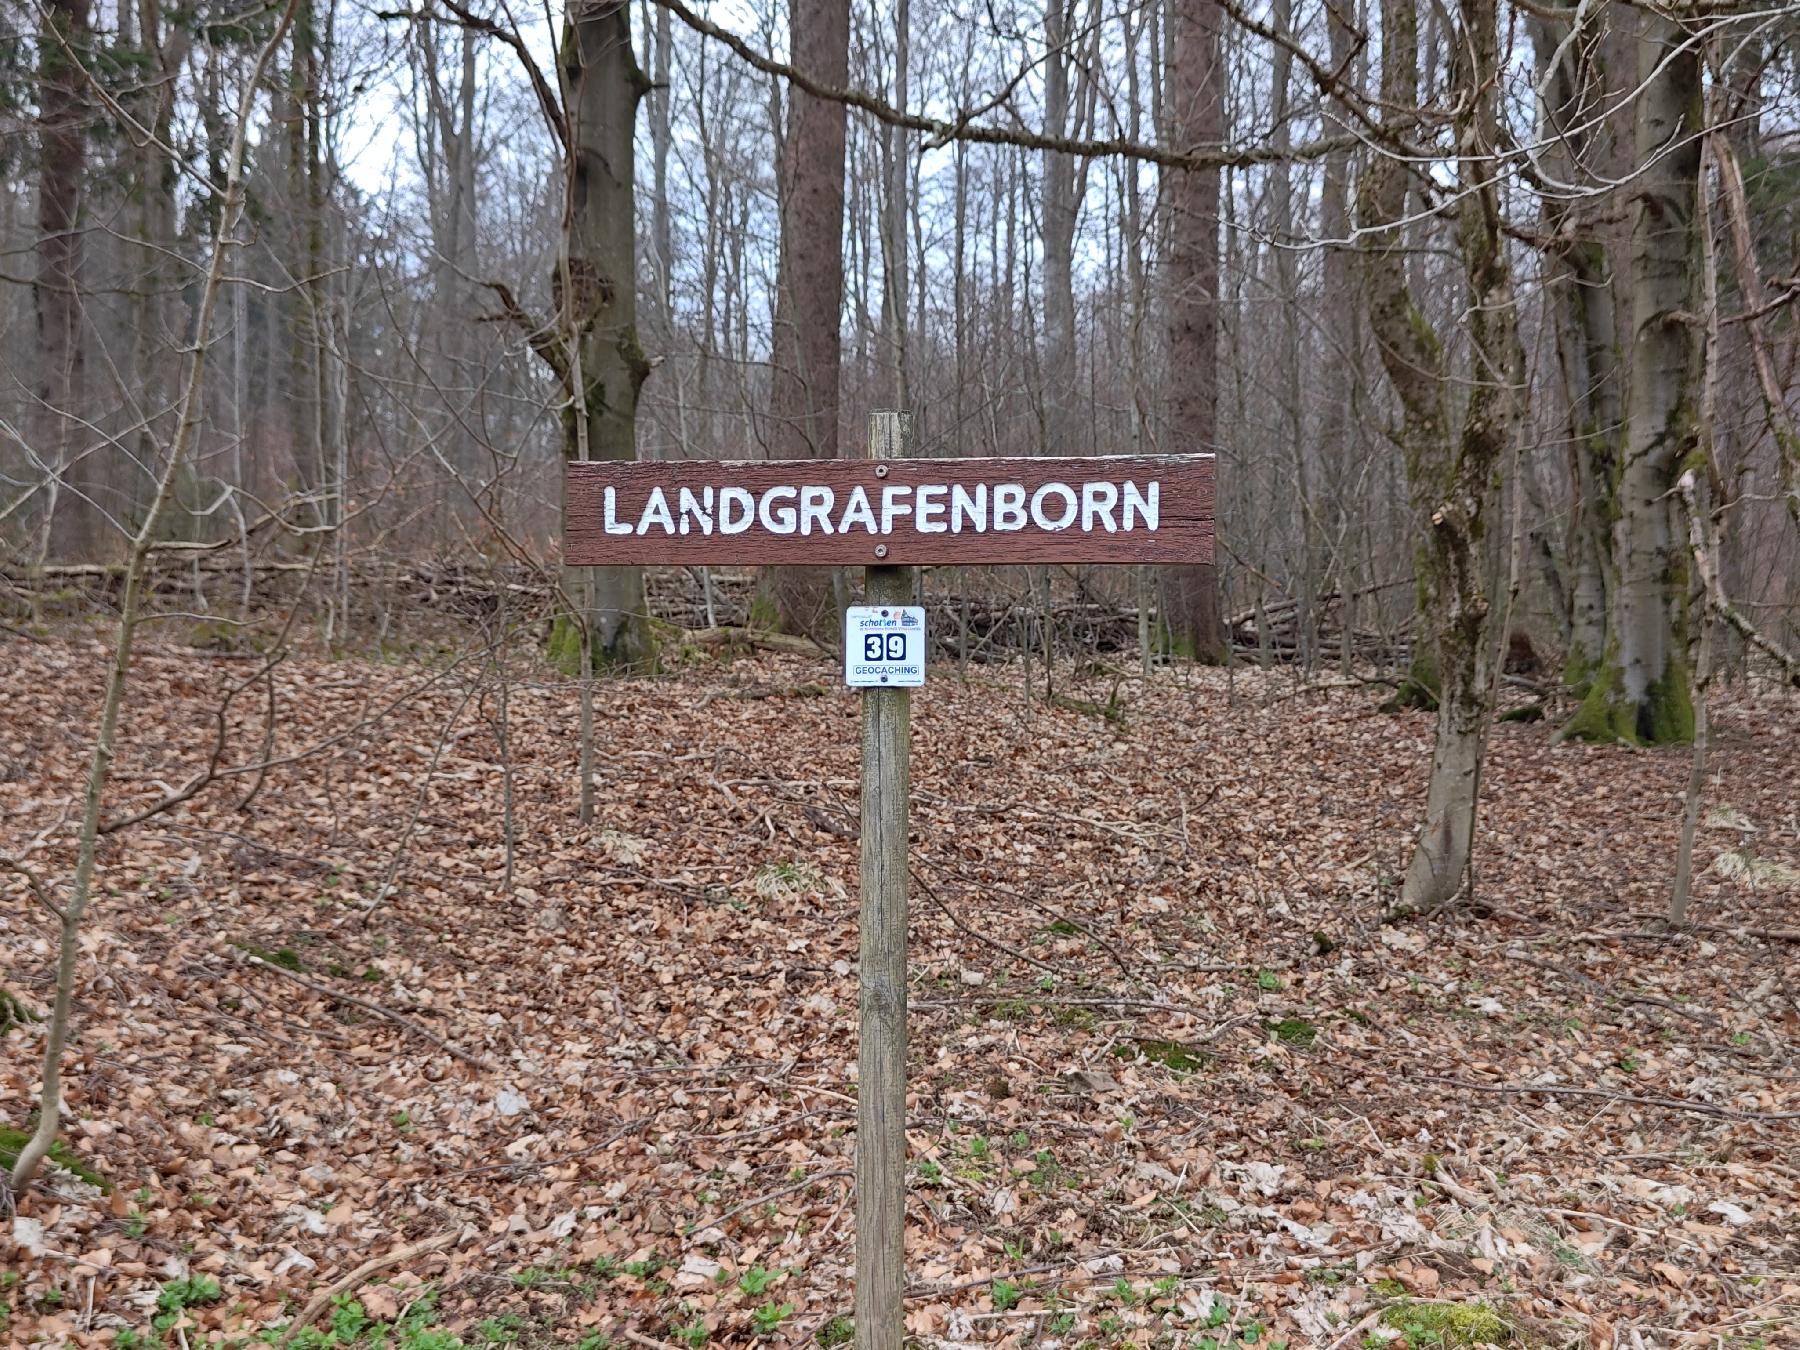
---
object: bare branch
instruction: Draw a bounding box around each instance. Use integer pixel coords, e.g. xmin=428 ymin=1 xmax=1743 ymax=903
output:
xmin=3 ymin=857 xmax=67 ymax=924
xmin=382 ymin=0 xmax=569 ymax=153
xmin=650 ymin=0 xmax=1371 ymax=171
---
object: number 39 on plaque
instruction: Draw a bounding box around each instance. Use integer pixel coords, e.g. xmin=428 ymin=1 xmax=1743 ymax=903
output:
xmin=844 ymin=607 xmax=927 ymax=688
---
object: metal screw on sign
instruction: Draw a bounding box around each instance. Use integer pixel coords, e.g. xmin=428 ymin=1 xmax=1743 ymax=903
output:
xmin=856 ymin=410 xmax=911 ymax=1350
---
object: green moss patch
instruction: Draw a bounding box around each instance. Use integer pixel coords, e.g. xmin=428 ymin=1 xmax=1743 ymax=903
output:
xmin=547 ymin=611 xmax=659 ymax=677
xmin=1563 ymin=650 xmax=1693 ymax=746
xmin=234 ymin=940 xmax=308 ymax=970
xmin=1381 ymin=1297 xmax=1520 ymax=1347
xmin=0 ymin=1125 xmax=109 ymax=1192
xmin=746 ymin=590 xmax=780 ymax=633
xmin=1115 ymin=1038 xmax=1215 ymax=1073
xmin=1266 ymin=1018 xmax=1318 ymax=1048
xmin=1382 ymin=673 xmax=1440 ymax=714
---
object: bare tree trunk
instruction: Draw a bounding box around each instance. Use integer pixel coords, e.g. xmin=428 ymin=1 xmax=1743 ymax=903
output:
xmin=551 ymin=0 xmax=655 ymax=672
xmin=130 ymin=0 xmax=188 ymax=538
xmin=650 ymin=0 xmax=674 ymax=324
xmin=286 ymin=0 xmax=328 ymax=532
xmin=765 ymin=0 xmax=849 ymax=636
xmin=1317 ymin=0 xmax=1359 ymax=678
xmin=1040 ymin=0 xmax=1079 ymax=460
xmin=1267 ymin=0 xmax=1314 ymax=669
xmin=879 ymin=0 xmax=910 ymax=408
xmin=1530 ymin=9 xmax=1623 ymax=690
xmin=1122 ymin=4 xmax=1152 ymax=675
xmin=417 ymin=23 xmax=482 ymax=482
xmin=1163 ymin=0 xmax=1226 ymax=662
xmin=1713 ymin=133 xmax=1800 ymax=535
xmin=1566 ymin=11 xmax=1700 ymax=745
xmin=37 ymin=0 xmax=95 ymax=561
xmin=1363 ymin=0 xmax=1518 ymax=912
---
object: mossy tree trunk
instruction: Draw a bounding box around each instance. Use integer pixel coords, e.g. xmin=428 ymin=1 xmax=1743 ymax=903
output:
xmin=1362 ymin=0 xmax=1518 ymax=912
xmin=551 ymin=0 xmax=654 ymax=673
xmin=1564 ymin=11 xmax=1700 ymax=745
xmin=1530 ymin=11 xmax=1627 ymax=691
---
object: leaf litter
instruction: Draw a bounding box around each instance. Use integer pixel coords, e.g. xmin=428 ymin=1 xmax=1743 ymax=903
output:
xmin=1 ymin=639 xmax=1796 ymax=1347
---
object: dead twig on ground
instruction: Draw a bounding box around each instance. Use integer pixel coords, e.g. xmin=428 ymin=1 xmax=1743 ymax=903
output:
xmin=241 ymin=954 xmax=489 ymax=1069
xmin=277 ymin=1231 xmax=461 ymax=1348
xmin=1423 ymin=1075 xmax=1800 ymax=1122
xmin=708 ymin=1168 xmax=853 ymax=1229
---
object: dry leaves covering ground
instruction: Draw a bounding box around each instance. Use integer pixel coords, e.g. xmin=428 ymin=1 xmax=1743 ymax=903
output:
xmin=2 ymin=637 xmax=1797 ymax=1350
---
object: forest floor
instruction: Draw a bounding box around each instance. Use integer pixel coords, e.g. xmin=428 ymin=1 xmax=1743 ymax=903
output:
xmin=2 ymin=636 xmax=1797 ymax=1350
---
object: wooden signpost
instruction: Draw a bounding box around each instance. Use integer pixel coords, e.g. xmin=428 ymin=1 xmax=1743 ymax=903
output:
xmin=565 ymin=419 xmax=1214 ymax=1350
xmin=565 ymin=452 xmax=1214 ymax=567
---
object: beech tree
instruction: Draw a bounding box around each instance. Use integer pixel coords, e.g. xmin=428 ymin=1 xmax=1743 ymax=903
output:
xmin=1361 ymin=0 xmax=1520 ymax=909
xmin=1565 ymin=7 xmax=1703 ymax=745
xmin=553 ymin=0 xmax=656 ymax=671
xmin=454 ymin=0 xmax=657 ymax=671
xmin=1529 ymin=6 xmax=1629 ymax=692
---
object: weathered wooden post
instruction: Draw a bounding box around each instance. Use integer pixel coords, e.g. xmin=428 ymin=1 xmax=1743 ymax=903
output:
xmin=856 ymin=410 xmax=912 ymax=1350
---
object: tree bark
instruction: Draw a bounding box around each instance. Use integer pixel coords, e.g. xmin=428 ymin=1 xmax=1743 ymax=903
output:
xmin=1316 ymin=0 xmax=1360 ymax=677
xmin=1530 ymin=9 xmax=1623 ymax=690
xmin=650 ymin=0 xmax=674 ymax=323
xmin=551 ymin=0 xmax=655 ymax=671
xmin=1041 ymin=0 xmax=1079 ymax=460
xmin=1565 ymin=11 xmax=1700 ymax=745
xmin=36 ymin=0 xmax=95 ymax=561
xmin=1267 ymin=0 xmax=1314 ymax=668
xmin=879 ymin=0 xmax=910 ymax=408
xmin=764 ymin=0 xmax=849 ymax=637
xmin=1362 ymin=0 xmax=1518 ymax=912
xmin=1162 ymin=0 xmax=1226 ymax=662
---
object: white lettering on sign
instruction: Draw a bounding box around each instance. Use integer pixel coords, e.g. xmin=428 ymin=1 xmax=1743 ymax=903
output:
xmin=844 ymin=606 xmax=927 ymax=688
xmin=597 ymin=479 xmax=1163 ymax=541
xmin=678 ymin=486 xmax=713 ymax=535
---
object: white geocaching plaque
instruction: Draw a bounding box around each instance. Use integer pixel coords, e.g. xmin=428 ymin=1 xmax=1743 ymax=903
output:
xmin=844 ymin=605 xmax=927 ymax=687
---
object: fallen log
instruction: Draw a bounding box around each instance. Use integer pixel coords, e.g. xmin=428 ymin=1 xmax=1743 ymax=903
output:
xmin=682 ymin=625 xmax=822 ymax=656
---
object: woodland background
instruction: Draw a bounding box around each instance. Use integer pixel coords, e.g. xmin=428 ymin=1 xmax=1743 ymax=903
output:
xmin=1 ymin=0 xmax=1799 ymax=1346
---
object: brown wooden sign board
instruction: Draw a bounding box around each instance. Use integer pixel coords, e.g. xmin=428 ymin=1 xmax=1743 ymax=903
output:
xmin=565 ymin=454 xmax=1214 ymax=566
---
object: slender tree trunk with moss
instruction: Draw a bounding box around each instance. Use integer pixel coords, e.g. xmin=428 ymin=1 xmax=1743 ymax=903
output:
xmin=549 ymin=0 xmax=655 ymax=673
xmin=1564 ymin=13 xmax=1700 ymax=745
xmin=1362 ymin=0 xmax=1518 ymax=912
